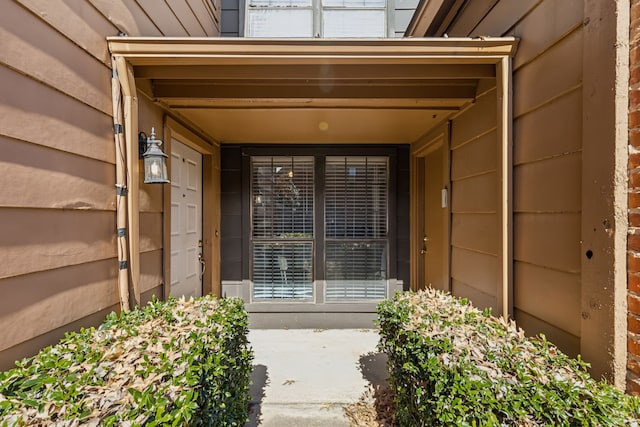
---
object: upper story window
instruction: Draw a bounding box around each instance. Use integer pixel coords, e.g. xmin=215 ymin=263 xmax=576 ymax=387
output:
xmin=247 ymin=0 xmax=387 ymax=38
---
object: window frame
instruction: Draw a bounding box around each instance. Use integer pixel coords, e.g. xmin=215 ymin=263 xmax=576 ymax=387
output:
xmin=242 ymin=145 xmax=398 ymax=303
xmin=245 ymin=0 xmax=393 ymax=38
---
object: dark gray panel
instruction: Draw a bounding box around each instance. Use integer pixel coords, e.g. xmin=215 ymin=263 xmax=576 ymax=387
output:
xmin=220 ymin=214 xmax=243 ymax=238
xmin=221 ymin=260 xmax=243 ymax=280
xmin=221 ymin=146 xmax=242 ymax=169
xmin=221 ymin=10 xmax=239 ymax=34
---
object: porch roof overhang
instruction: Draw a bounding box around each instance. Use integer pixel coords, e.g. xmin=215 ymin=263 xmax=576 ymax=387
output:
xmin=108 ymin=37 xmax=517 ymax=145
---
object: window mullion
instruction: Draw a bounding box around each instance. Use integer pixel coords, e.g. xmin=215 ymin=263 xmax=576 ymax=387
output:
xmin=314 ymin=0 xmax=322 ymax=37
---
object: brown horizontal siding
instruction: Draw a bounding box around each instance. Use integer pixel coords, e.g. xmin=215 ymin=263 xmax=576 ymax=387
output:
xmin=0 ymin=259 xmax=119 ymax=352
xmin=13 ymin=0 xmax=118 ymax=65
xmin=450 ymin=88 xmax=497 ymax=149
xmin=513 ymin=88 xmax=582 ymax=165
xmin=451 ymin=247 xmax=498 ymax=298
xmin=0 ymin=136 xmax=116 ymax=211
xmin=0 ymin=0 xmax=221 ymax=368
xmin=136 ymin=0 xmax=189 ymax=36
xmin=514 ymin=152 xmax=581 ymax=213
xmin=0 ymin=305 xmax=118 ymax=372
xmin=449 ymin=85 xmax=499 ymax=310
xmin=513 ymin=27 xmax=583 ymax=118
xmin=0 ymin=209 xmax=116 ymax=279
xmin=450 ymin=130 xmax=497 ymax=180
xmin=88 ymin=0 xmax=163 ymax=36
xmin=451 ymin=213 xmax=498 ymax=256
xmin=0 ymin=65 xmax=114 ymax=163
xmin=440 ymin=0 xmax=584 ymax=352
xmin=447 ymin=0 xmax=500 ymax=37
xmin=140 ymin=250 xmax=164 ymax=294
xmin=451 ymin=279 xmax=496 ymax=312
xmin=509 ymin=0 xmax=583 ymax=70
xmin=186 ymin=0 xmax=221 ymax=36
xmin=515 ymin=309 xmax=580 ymax=357
xmin=166 ymin=0 xmax=208 ymax=36
xmin=452 ymin=172 xmax=497 ymax=213
xmin=1 ymin=2 xmax=112 ymax=115
xmin=514 ymin=262 xmax=580 ymax=337
xmin=469 ymin=0 xmax=540 ymax=37
xmin=514 ymin=213 xmax=581 ymax=274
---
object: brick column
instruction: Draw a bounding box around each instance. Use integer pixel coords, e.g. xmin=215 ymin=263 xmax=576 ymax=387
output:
xmin=629 ymin=0 xmax=640 ymax=396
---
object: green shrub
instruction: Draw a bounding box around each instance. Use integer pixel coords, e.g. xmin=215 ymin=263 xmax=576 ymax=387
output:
xmin=0 ymin=296 xmax=252 ymax=426
xmin=377 ymin=289 xmax=640 ymax=427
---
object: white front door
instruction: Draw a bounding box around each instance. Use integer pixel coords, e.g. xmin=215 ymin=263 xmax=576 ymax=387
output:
xmin=170 ymin=139 xmax=203 ymax=299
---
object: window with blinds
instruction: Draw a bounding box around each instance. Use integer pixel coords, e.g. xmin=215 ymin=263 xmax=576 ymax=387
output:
xmin=325 ymin=157 xmax=388 ymax=300
xmin=251 ymin=157 xmax=314 ymax=300
xmin=246 ymin=0 xmax=387 ymax=38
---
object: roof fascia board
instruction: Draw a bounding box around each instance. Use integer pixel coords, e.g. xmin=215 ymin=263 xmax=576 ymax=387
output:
xmin=107 ymin=37 xmax=518 ymax=66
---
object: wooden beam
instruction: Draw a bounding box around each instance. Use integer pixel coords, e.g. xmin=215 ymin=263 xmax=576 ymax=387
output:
xmin=496 ymin=56 xmax=513 ymax=319
xmin=152 ymin=83 xmax=478 ymax=100
xmin=134 ymin=64 xmax=496 ymax=80
xmin=162 ymin=98 xmax=470 ymax=109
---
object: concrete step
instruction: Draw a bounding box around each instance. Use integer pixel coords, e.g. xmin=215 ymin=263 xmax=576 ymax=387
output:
xmin=248 ymin=403 xmax=350 ymax=427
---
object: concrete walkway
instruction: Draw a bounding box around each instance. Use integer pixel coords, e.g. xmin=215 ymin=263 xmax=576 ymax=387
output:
xmin=246 ymin=329 xmax=388 ymax=426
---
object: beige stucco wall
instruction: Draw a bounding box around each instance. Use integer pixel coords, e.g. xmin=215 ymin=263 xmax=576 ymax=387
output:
xmin=0 ymin=0 xmax=220 ymax=370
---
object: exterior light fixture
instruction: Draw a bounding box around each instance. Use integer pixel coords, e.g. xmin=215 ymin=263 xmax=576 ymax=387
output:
xmin=138 ymin=127 xmax=169 ymax=184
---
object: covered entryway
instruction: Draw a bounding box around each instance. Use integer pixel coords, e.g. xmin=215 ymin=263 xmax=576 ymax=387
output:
xmin=108 ymin=37 xmax=516 ymax=325
xmin=411 ymin=130 xmax=450 ymax=293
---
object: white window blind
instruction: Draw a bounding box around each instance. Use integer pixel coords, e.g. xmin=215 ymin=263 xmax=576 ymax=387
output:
xmin=325 ymin=157 xmax=388 ymax=300
xmin=251 ymin=157 xmax=314 ymax=300
xmin=246 ymin=0 xmax=387 ymax=38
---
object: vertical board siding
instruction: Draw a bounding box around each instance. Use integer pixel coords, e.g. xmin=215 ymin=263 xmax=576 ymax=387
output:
xmin=0 ymin=0 xmax=213 ymax=366
xmin=442 ymin=0 xmax=584 ymax=351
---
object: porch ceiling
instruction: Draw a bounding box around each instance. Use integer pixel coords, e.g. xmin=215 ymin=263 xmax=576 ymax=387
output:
xmin=108 ymin=37 xmax=517 ymax=144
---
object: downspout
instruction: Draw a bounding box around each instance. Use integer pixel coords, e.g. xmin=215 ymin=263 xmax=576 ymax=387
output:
xmin=111 ymin=57 xmax=130 ymax=312
xmin=113 ymin=56 xmax=142 ymax=308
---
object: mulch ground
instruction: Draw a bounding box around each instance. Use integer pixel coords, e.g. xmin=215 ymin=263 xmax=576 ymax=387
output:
xmin=343 ymin=384 xmax=397 ymax=427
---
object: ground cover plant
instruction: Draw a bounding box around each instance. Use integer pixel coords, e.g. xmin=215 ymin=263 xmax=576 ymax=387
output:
xmin=378 ymin=289 xmax=640 ymax=427
xmin=0 ymin=296 xmax=252 ymax=426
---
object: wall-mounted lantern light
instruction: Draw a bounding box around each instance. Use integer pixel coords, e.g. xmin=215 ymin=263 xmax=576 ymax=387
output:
xmin=138 ymin=127 xmax=169 ymax=184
